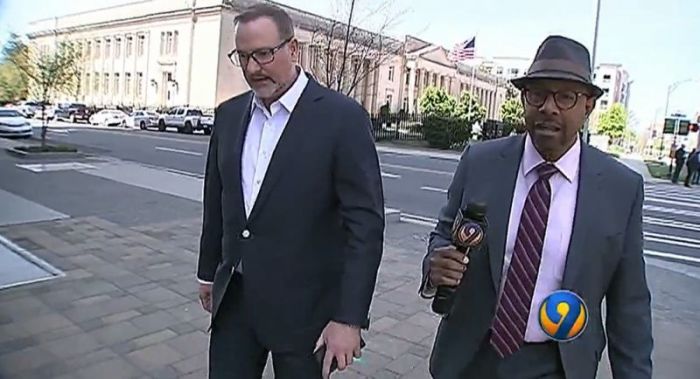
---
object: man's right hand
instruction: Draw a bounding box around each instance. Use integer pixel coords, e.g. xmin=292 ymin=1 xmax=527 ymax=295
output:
xmin=199 ymin=283 xmax=213 ymax=313
xmin=429 ymin=245 xmax=468 ymax=287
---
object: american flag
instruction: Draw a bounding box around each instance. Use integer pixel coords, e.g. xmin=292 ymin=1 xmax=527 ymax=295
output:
xmin=448 ymin=37 xmax=476 ymax=62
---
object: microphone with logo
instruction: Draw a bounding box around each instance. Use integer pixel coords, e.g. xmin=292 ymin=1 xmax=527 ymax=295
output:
xmin=431 ymin=202 xmax=488 ymax=316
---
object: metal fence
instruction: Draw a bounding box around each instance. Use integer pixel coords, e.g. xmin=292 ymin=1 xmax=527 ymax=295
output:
xmin=370 ymin=113 xmax=425 ymax=142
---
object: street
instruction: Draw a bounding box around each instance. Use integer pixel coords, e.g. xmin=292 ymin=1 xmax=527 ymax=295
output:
xmin=40 ymin=124 xmax=700 ymax=265
xmin=0 ymin=124 xmax=698 ymax=378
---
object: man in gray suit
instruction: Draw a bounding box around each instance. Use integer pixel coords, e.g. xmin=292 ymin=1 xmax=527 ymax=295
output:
xmin=420 ymin=35 xmax=653 ymax=379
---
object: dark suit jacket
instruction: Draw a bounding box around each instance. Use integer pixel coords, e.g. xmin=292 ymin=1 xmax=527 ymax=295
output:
xmin=197 ymin=76 xmax=385 ymax=352
xmin=421 ymin=135 xmax=653 ymax=379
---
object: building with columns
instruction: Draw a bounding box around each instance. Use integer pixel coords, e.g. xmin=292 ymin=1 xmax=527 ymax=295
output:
xmin=26 ymin=0 xmax=506 ymax=119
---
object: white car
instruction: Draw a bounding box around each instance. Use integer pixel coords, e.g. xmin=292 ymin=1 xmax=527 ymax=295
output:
xmin=0 ymin=108 xmax=33 ymax=138
xmin=126 ymin=110 xmax=160 ymax=129
xmin=89 ymin=109 xmax=128 ymax=126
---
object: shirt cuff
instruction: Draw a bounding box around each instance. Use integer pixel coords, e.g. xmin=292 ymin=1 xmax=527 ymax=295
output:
xmin=197 ymin=278 xmax=214 ymax=285
xmin=419 ymin=271 xmax=437 ymax=299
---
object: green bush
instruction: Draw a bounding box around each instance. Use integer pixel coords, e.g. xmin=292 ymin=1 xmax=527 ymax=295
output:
xmin=422 ymin=116 xmax=472 ymax=149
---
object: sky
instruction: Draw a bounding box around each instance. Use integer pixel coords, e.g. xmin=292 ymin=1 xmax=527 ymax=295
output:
xmin=0 ymin=0 xmax=698 ymax=129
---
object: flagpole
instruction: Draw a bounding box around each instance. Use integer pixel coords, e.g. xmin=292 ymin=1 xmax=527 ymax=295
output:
xmin=468 ymin=33 xmax=477 ymax=123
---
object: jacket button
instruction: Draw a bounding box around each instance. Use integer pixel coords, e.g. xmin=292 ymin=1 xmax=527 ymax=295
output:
xmin=241 ymin=229 xmax=251 ymax=239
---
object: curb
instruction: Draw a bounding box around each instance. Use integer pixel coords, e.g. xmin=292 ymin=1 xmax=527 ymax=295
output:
xmin=5 ymin=147 xmax=87 ymax=160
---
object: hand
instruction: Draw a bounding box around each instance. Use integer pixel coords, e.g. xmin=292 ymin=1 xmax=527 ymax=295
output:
xmin=198 ymin=283 xmax=213 ymax=313
xmin=314 ymin=321 xmax=361 ymax=379
xmin=429 ymin=245 xmax=468 ymax=287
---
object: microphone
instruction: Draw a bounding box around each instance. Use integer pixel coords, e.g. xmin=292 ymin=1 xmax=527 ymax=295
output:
xmin=431 ymin=202 xmax=487 ymax=316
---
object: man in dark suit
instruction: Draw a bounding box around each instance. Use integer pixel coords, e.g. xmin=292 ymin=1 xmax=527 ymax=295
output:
xmin=420 ymin=36 xmax=653 ymax=379
xmin=196 ymin=4 xmax=385 ymax=378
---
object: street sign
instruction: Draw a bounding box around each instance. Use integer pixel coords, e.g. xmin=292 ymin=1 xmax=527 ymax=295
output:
xmin=678 ymin=120 xmax=690 ymax=135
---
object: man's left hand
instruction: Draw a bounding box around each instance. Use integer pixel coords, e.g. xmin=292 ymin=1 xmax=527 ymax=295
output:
xmin=315 ymin=321 xmax=361 ymax=378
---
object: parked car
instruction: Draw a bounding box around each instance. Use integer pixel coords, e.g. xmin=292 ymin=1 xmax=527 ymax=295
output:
xmin=89 ymin=109 xmax=128 ymax=126
xmin=126 ymin=110 xmax=160 ymax=129
xmin=157 ymin=107 xmax=211 ymax=134
xmin=199 ymin=112 xmax=214 ymax=135
xmin=54 ymin=103 xmax=92 ymax=123
xmin=0 ymin=108 xmax=32 ymax=138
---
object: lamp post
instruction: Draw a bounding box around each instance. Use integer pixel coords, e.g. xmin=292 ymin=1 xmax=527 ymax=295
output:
xmin=582 ymin=0 xmax=602 ymax=143
xmin=665 ymin=78 xmax=693 ymax=177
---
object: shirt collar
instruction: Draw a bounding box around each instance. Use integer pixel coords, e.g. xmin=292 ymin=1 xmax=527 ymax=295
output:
xmin=522 ymin=132 xmax=581 ymax=182
xmin=251 ymin=68 xmax=308 ymax=115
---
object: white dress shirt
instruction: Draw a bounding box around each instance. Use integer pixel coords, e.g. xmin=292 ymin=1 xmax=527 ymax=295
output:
xmin=501 ymin=133 xmax=581 ymax=342
xmin=241 ymin=70 xmax=308 ymax=218
xmin=198 ymin=69 xmax=308 ymax=284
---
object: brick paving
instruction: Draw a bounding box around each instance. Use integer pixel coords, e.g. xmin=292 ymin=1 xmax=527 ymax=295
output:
xmin=1 ymin=215 xmax=699 ymax=378
xmin=0 ymin=216 xmax=439 ymax=379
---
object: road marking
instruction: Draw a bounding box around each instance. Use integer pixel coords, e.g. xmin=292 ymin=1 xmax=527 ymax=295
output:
xmin=644 ymin=204 xmax=700 ymax=218
xmin=165 ymin=168 xmax=204 ymax=179
xmin=380 ymin=163 xmax=453 ymax=176
xmin=420 ymin=186 xmax=448 ymax=194
xmin=646 ymin=196 xmax=700 ymax=209
xmin=155 ymin=147 xmax=203 ymax=156
xmin=381 ymin=172 xmax=401 ymax=179
xmin=81 ymin=128 xmax=209 ymax=145
xmin=645 ymin=231 xmax=700 ymax=247
xmin=643 ymin=216 xmax=699 ymax=232
xmin=644 ymin=250 xmax=700 ymax=264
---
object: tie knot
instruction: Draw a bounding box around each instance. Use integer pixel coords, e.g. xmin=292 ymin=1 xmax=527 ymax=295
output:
xmin=536 ymin=163 xmax=559 ymax=179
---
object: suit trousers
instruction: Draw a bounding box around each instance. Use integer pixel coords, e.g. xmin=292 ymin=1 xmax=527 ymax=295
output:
xmin=208 ymin=273 xmax=322 ymax=379
xmin=460 ymin=332 xmax=564 ymax=379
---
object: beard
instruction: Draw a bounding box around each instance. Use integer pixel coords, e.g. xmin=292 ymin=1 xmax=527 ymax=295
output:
xmin=247 ymin=76 xmax=282 ymax=100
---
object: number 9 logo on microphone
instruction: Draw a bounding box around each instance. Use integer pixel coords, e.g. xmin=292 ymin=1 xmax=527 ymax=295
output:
xmin=538 ymin=290 xmax=588 ymax=342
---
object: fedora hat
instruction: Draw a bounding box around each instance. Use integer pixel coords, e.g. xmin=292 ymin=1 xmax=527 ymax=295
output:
xmin=512 ymin=35 xmax=604 ymax=98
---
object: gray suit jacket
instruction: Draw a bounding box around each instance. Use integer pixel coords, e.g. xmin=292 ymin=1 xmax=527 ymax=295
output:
xmin=421 ymin=134 xmax=653 ymax=379
xmin=197 ymin=77 xmax=385 ymax=352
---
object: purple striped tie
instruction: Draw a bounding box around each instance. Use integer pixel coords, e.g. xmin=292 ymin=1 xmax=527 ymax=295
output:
xmin=489 ymin=163 xmax=559 ymax=358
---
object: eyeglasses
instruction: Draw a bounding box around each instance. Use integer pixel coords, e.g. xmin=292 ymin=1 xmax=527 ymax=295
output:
xmin=523 ymin=89 xmax=590 ymax=110
xmin=228 ymin=37 xmax=292 ymax=67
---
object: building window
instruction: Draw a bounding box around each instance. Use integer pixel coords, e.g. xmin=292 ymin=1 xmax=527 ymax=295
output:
xmin=105 ymin=38 xmax=111 ymax=58
xmin=385 ymin=94 xmax=393 ymax=107
xmin=440 ymin=76 xmax=445 ymax=89
xmin=432 ymin=73 xmax=437 ymax=86
xmin=85 ymin=73 xmax=91 ymax=95
xmin=125 ymin=73 xmax=132 ymax=96
xmin=137 ymin=35 xmax=145 ymax=56
xmin=600 ymin=100 xmax=608 ymax=109
xmin=136 ymin=72 xmax=144 ymax=96
xmin=103 ymin=73 xmax=110 ymax=95
xmin=160 ymin=32 xmax=165 ymax=55
xmin=402 ymin=97 xmax=408 ymax=111
xmin=86 ymin=41 xmax=92 ymax=59
xmin=94 ymin=40 xmax=101 ymax=58
xmin=405 ymin=68 xmax=411 ymax=86
xmin=603 ymin=74 xmax=611 ymax=83
xmin=114 ymin=73 xmax=120 ymax=95
xmin=388 ymin=66 xmax=394 ymax=81
xmin=496 ymin=67 xmax=503 ymax=75
xmin=115 ymin=38 xmax=122 ymax=58
xmin=126 ymin=36 xmax=133 ymax=57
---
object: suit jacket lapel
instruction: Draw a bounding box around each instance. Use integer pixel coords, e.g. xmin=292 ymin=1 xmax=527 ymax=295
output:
xmin=487 ymin=135 xmax=525 ymax=291
xmin=246 ymin=78 xmax=323 ymax=223
xmin=233 ymin=93 xmax=253 ymax=223
xmin=562 ymin=144 xmax=604 ymax=288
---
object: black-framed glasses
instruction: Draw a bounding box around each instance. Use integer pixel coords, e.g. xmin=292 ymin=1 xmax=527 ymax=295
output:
xmin=523 ymin=89 xmax=590 ymax=110
xmin=228 ymin=37 xmax=292 ymax=67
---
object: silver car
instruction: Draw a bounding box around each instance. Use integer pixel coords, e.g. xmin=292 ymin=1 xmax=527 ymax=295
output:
xmin=0 ymin=108 xmax=33 ymax=138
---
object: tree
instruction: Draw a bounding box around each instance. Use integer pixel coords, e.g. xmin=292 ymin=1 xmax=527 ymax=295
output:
xmin=306 ymin=0 xmax=404 ymax=96
xmin=597 ymin=103 xmax=628 ymax=144
xmin=500 ymin=98 xmax=525 ymax=134
xmin=0 ymin=61 xmax=28 ymax=102
xmin=418 ymin=86 xmax=456 ymax=117
xmin=3 ymin=33 xmax=82 ymax=146
xmin=454 ymin=91 xmax=486 ymax=126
